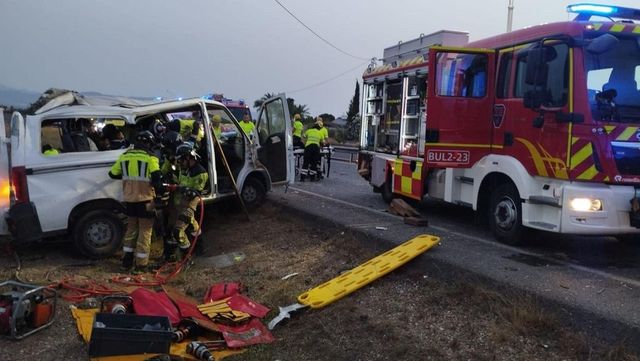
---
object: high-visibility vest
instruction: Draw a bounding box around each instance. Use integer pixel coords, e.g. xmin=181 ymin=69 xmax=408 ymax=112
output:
xmin=212 ymin=125 xmax=222 ymax=140
xmin=293 ymin=120 xmax=303 ymax=137
xmin=319 ymin=126 xmax=328 ymax=141
xmin=110 ymin=149 xmax=160 ymax=202
xmin=239 ymin=121 xmax=255 ymax=136
xmin=43 ymin=149 xmax=59 ymax=156
xmin=304 ymin=128 xmax=323 ymax=147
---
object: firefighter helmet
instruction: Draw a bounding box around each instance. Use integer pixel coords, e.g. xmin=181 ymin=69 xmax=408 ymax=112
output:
xmin=161 ymin=131 xmax=183 ymax=152
xmin=135 ymin=130 xmax=155 ymax=148
xmin=175 ymin=142 xmax=199 ymax=160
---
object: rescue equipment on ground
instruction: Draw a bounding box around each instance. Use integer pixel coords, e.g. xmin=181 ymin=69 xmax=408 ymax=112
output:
xmin=0 ymin=280 xmax=57 ymax=339
xmin=267 ymin=234 xmax=440 ymax=329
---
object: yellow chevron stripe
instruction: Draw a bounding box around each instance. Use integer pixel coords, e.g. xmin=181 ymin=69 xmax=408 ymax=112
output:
xmin=617 ymin=127 xmax=639 ymax=141
xmin=515 ymin=138 xmax=548 ymax=177
xmin=592 ymin=23 xmax=603 ymax=30
xmin=634 ymin=26 xmax=640 ymax=34
xmin=572 ymin=136 xmax=580 ymax=145
xmin=571 ymin=143 xmax=593 ymax=170
xmin=604 ymin=125 xmax=616 ymax=134
xmin=610 ymin=24 xmax=625 ymax=32
xmin=577 ymin=165 xmax=599 ymax=180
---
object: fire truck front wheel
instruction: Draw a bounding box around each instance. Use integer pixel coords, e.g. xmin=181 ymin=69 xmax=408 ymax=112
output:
xmin=489 ymin=183 xmax=525 ymax=245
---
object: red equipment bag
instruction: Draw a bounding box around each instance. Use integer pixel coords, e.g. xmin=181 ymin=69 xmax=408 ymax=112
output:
xmin=130 ymin=288 xmax=181 ymax=326
xmin=203 ymin=282 xmax=243 ymax=303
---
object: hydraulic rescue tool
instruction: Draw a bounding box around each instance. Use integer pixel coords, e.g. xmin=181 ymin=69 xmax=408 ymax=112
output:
xmin=0 ymin=280 xmax=57 ymax=339
xmin=267 ymin=234 xmax=440 ymax=329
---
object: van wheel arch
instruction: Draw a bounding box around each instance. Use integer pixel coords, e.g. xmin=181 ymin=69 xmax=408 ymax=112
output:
xmin=69 ymin=199 xmax=125 ymax=259
xmin=241 ymin=173 xmax=268 ymax=209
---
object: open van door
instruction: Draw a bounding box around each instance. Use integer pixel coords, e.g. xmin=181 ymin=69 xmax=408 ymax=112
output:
xmin=255 ymin=94 xmax=294 ymax=185
xmin=0 ymin=109 xmax=9 ymax=235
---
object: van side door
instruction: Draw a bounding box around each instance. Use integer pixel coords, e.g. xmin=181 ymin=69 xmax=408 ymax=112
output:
xmin=255 ymin=94 xmax=294 ymax=185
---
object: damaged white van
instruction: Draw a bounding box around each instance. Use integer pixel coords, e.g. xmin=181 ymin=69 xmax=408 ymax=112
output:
xmin=0 ymin=93 xmax=294 ymax=258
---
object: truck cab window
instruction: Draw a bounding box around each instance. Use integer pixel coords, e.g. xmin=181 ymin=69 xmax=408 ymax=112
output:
xmin=435 ymin=52 xmax=488 ymax=98
xmin=514 ymin=43 xmax=569 ymax=107
xmin=496 ymin=51 xmax=513 ymax=98
xmin=585 ymin=37 xmax=640 ymax=122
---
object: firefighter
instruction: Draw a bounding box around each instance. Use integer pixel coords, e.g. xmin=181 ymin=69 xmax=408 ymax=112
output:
xmin=166 ymin=143 xmax=208 ymax=260
xmin=316 ymin=117 xmax=329 ymax=146
xmin=239 ymin=113 xmax=255 ymax=137
xmin=301 ymin=118 xmax=324 ymax=182
xmin=211 ymin=114 xmax=223 ymax=140
xmin=292 ymin=113 xmax=304 ymax=148
xmin=108 ymin=131 xmax=162 ymax=272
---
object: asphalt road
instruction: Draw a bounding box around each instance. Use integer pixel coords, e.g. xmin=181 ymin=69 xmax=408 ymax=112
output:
xmin=271 ymin=160 xmax=640 ymax=339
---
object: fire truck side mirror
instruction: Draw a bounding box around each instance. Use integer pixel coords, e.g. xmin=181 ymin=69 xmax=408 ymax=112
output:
xmin=524 ymin=48 xmax=548 ymax=88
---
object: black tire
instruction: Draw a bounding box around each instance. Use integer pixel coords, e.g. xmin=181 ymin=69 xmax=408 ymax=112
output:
xmin=72 ymin=209 xmax=124 ymax=259
xmin=241 ymin=177 xmax=267 ymax=209
xmin=489 ymin=183 xmax=525 ymax=245
xmin=381 ymin=180 xmax=395 ymax=204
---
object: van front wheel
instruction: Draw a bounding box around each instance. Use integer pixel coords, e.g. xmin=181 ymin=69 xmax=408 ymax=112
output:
xmin=241 ymin=177 xmax=266 ymax=209
xmin=73 ymin=210 xmax=124 ymax=259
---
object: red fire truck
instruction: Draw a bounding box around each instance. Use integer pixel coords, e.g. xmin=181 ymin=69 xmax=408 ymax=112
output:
xmin=207 ymin=93 xmax=252 ymax=121
xmin=358 ymin=4 xmax=640 ymax=244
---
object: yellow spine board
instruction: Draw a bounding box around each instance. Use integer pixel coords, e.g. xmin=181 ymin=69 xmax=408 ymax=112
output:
xmin=297 ymin=234 xmax=440 ymax=308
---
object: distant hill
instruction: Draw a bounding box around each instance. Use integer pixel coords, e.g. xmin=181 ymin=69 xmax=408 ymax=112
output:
xmin=0 ymin=84 xmax=41 ymax=109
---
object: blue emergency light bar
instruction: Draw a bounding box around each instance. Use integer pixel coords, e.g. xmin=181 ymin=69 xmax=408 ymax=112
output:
xmin=568 ymin=3 xmax=640 ymax=21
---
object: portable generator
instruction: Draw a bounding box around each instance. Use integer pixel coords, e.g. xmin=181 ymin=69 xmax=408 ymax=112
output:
xmin=0 ymin=281 xmax=57 ymax=340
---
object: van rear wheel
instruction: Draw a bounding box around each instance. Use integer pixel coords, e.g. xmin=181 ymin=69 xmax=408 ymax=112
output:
xmin=73 ymin=209 xmax=124 ymax=259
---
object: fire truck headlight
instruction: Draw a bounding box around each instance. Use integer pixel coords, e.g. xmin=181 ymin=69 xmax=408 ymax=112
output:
xmin=570 ymin=198 xmax=603 ymax=211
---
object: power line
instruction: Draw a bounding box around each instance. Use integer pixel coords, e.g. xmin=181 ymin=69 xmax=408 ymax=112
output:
xmin=273 ymin=0 xmax=369 ymax=61
xmin=285 ymin=60 xmax=370 ymax=94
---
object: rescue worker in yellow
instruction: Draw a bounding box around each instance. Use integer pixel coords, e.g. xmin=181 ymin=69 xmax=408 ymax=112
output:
xmin=317 ymin=117 xmax=329 ymax=146
xmin=168 ymin=110 xmax=205 ymax=148
xmin=42 ymin=144 xmax=59 ymax=156
xmin=239 ymin=113 xmax=255 ymax=137
xmin=301 ymin=118 xmax=325 ymax=181
xmin=165 ymin=142 xmax=208 ymax=261
xmin=108 ymin=131 xmax=162 ymax=272
xmin=292 ymin=113 xmax=304 ymax=148
xmin=211 ymin=114 xmax=223 ymax=140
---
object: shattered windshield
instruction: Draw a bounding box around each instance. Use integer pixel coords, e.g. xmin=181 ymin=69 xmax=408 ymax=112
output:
xmin=585 ymin=35 xmax=640 ymax=123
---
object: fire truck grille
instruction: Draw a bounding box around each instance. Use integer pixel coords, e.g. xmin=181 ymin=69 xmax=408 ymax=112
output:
xmin=612 ymin=142 xmax=640 ymax=176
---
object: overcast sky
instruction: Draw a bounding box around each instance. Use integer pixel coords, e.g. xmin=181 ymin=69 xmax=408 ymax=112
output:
xmin=1 ymin=0 xmax=638 ymax=116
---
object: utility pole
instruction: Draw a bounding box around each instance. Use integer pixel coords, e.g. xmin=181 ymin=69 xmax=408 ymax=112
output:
xmin=507 ymin=0 xmax=515 ymax=32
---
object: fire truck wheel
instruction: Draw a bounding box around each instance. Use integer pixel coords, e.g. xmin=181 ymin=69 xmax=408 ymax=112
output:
xmin=381 ymin=180 xmax=395 ymax=204
xmin=73 ymin=209 xmax=124 ymax=259
xmin=489 ymin=183 xmax=524 ymax=245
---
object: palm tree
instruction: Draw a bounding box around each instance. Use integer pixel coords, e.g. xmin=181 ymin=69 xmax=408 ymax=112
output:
xmin=290 ymin=103 xmax=310 ymax=119
xmin=253 ymin=92 xmax=276 ymax=109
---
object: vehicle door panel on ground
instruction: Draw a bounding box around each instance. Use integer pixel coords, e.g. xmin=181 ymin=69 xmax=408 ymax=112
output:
xmin=255 ymin=94 xmax=294 ymax=185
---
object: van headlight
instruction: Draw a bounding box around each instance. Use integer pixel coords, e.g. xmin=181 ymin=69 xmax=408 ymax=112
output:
xmin=570 ymin=198 xmax=602 ymax=211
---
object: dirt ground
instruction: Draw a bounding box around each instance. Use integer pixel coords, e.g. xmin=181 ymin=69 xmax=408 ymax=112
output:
xmin=0 ymin=202 xmax=638 ymax=361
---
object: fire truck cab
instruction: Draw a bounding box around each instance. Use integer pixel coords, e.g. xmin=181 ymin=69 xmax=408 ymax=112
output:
xmin=359 ymin=4 xmax=640 ymax=244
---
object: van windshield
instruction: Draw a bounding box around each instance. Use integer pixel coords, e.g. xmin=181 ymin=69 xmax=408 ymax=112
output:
xmin=585 ymin=35 xmax=640 ymax=123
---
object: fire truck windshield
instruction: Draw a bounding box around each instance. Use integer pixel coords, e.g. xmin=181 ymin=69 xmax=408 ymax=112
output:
xmin=229 ymin=107 xmax=251 ymax=122
xmin=585 ymin=36 xmax=640 ymax=122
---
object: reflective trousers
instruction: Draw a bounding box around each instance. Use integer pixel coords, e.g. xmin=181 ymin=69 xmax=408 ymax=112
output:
xmin=168 ymin=196 xmax=200 ymax=250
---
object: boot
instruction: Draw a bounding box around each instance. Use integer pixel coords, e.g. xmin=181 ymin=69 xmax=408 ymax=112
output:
xmin=121 ymin=252 xmax=134 ymax=271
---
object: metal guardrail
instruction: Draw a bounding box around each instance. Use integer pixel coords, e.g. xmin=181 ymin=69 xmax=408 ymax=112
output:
xmin=331 ymin=145 xmax=358 ymax=163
